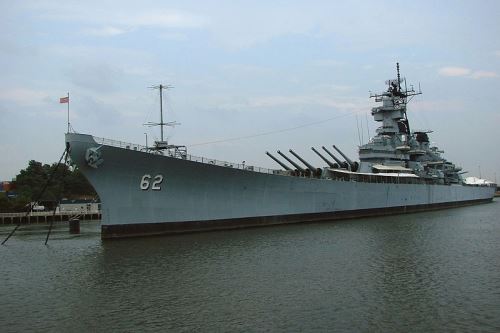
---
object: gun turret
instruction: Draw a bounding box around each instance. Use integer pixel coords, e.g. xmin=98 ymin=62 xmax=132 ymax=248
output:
xmin=289 ymin=149 xmax=316 ymax=171
xmin=322 ymin=146 xmax=346 ymax=168
xmin=311 ymin=147 xmax=336 ymax=168
xmin=332 ymin=145 xmax=359 ymax=171
xmin=277 ymin=150 xmax=305 ymax=173
xmin=266 ymin=151 xmax=291 ymax=171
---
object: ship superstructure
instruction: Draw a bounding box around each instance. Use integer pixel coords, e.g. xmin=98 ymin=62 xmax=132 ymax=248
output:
xmin=356 ymin=64 xmax=463 ymax=185
xmin=65 ymin=64 xmax=496 ymax=239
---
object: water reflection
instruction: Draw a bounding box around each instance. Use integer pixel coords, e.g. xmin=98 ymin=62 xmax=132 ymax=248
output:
xmin=1 ymin=202 xmax=500 ymax=332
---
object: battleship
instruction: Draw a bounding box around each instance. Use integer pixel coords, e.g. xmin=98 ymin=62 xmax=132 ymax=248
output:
xmin=65 ymin=64 xmax=496 ymax=239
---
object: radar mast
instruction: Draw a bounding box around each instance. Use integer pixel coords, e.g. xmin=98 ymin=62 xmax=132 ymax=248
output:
xmin=144 ymin=84 xmax=187 ymax=157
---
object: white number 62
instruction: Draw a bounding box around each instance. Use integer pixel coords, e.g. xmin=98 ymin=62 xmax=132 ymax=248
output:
xmin=140 ymin=174 xmax=164 ymax=190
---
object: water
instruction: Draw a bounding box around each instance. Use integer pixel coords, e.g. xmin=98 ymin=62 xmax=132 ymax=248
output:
xmin=1 ymin=201 xmax=500 ymax=332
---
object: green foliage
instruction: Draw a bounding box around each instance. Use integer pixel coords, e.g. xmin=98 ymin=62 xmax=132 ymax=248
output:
xmin=0 ymin=193 xmax=30 ymax=213
xmin=0 ymin=160 xmax=97 ymax=212
xmin=0 ymin=193 xmax=9 ymax=212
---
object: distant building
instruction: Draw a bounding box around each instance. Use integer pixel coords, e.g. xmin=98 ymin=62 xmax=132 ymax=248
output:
xmin=0 ymin=181 xmax=13 ymax=193
xmin=1 ymin=181 xmax=17 ymax=198
xmin=58 ymin=199 xmax=101 ymax=214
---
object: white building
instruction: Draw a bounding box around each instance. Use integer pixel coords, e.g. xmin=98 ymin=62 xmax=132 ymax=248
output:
xmin=58 ymin=199 xmax=101 ymax=214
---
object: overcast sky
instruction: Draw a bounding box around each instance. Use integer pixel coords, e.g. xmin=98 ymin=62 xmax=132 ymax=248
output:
xmin=1 ymin=0 xmax=499 ymax=182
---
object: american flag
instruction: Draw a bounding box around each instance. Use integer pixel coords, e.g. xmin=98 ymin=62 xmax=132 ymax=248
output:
xmin=60 ymin=96 xmax=69 ymax=103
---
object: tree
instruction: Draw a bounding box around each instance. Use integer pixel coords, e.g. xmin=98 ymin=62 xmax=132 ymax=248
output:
xmin=0 ymin=160 xmax=97 ymax=212
xmin=0 ymin=193 xmax=10 ymax=212
xmin=15 ymin=160 xmax=48 ymax=200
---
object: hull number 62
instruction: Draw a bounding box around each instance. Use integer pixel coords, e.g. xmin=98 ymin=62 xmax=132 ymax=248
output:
xmin=140 ymin=174 xmax=164 ymax=191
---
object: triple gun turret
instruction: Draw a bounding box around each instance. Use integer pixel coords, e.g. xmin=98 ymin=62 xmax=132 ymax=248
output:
xmin=266 ymin=145 xmax=358 ymax=177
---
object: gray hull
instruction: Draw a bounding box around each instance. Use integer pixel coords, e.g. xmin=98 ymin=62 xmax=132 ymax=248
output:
xmin=66 ymin=133 xmax=496 ymax=238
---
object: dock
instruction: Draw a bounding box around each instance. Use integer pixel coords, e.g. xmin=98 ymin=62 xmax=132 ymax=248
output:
xmin=0 ymin=211 xmax=101 ymax=225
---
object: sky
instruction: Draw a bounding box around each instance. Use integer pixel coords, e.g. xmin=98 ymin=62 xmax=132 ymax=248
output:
xmin=1 ymin=0 xmax=499 ymax=182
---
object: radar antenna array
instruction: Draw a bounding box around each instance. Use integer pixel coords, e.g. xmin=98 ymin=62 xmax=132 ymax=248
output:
xmin=370 ymin=63 xmax=422 ymax=103
xmin=144 ymin=84 xmax=180 ymax=143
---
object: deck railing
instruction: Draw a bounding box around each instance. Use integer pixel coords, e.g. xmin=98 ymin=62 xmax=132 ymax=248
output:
xmin=92 ymin=136 xmax=278 ymax=175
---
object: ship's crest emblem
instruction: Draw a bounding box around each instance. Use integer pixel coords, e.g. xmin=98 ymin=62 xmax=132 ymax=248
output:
xmin=85 ymin=146 xmax=103 ymax=168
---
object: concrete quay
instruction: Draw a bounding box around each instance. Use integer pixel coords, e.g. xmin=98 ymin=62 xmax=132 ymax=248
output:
xmin=0 ymin=211 xmax=101 ymax=225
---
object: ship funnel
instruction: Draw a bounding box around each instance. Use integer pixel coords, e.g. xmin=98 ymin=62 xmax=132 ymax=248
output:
xmin=332 ymin=145 xmax=359 ymax=172
xmin=277 ymin=150 xmax=305 ymax=173
xmin=289 ymin=149 xmax=316 ymax=171
xmin=311 ymin=147 xmax=336 ymax=168
xmin=266 ymin=151 xmax=291 ymax=171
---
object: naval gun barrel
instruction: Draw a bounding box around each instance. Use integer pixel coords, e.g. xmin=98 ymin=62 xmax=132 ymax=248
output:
xmin=288 ymin=149 xmax=316 ymax=171
xmin=332 ymin=145 xmax=359 ymax=172
xmin=277 ymin=150 xmax=305 ymax=172
xmin=321 ymin=146 xmax=343 ymax=165
xmin=332 ymin=145 xmax=354 ymax=165
xmin=311 ymin=147 xmax=336 ymax=168
xmin=266 ymin=151 xmax=291 ymax=171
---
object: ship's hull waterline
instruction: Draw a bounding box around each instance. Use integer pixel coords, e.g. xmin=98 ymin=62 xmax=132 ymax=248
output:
xmin=66 ymin=133 xmax=495 ymax=239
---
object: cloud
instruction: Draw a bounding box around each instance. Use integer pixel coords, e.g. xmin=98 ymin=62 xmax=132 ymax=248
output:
xmin=0 ymin=88 xmax=50 ymax=107
xmin=470 ymin=71 xmax=498 ymax=79
xmin=310 ymin=59 xmax=345 ymax=67
xmin=438 ymin=67 xmax=498 ymax=79
xmin=438 ymin=67 xmax=471 ymax=77
xmin=314 ymin=84 xmax=355 ymax=93
xmin=239 ymin=94 xmax=367 ymax=112
xmin=67 ymin=63 xmax=125 ymax=93
xmin=411 ymin=100 xmax=463 ymax=114
xmin=159 ymin=32 xmax=188 ymax=41
xmin=124 ymin=10 xmax=206 ymax=29
xmin=84 ymin=26 xmax=129 ymax=37
xmin=31 ymin=2 xmax=206 ymax=31
xmin=47 ymin=44 xmax=156 ymax=80
xmin=220 ymin=64 xmax=274 ymax=76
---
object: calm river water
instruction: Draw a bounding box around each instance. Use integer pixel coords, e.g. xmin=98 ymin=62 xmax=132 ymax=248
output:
xmin=1 ymin=201 xmax=500 ymax=332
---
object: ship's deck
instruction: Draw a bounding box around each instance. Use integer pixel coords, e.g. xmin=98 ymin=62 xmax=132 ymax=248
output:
xmin=91 ymin=135 xmax=279 ymax=175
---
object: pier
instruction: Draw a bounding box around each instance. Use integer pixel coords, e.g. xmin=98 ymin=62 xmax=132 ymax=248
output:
xmin=0 ymin=211 xmax=101 ymax=225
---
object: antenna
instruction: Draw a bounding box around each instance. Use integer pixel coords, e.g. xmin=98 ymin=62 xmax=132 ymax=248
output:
xmin=361 ymin=115 xmax=364 ymax=144
xmin=145 ymin=84 xmax=179 ymax=143
xmin=365 ymin=112 xmax=370 ymax=139
xmin=355 ymin=114 xmax=362 ymax=146
xmin=397 ymin=62 xmax=401 ymax=90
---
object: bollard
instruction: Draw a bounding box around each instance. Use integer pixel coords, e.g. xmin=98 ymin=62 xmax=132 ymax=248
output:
xmin=69 ymin=218 xmax=80 ymax=234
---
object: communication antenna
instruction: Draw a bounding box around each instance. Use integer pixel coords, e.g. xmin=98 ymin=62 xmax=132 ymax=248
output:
xmin=355 ymin=114 xmax=362 ymax=146
xmin=365 ymin=112 xmax=370 ymax=139
xmin=397 ymin=62 xmax=401 ymax=90
xmin=144 ymin=84 xmax=180 ymax=143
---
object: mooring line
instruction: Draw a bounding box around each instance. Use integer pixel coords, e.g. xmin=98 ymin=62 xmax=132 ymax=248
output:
xmin=2 ymin=147 xmax=68 ymax=246
xmin=44 ymin=148 xmax=69 ymax=245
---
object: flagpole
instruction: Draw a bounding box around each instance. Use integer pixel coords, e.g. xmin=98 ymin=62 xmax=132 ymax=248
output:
xmin=67 ymin=92 xmax=70 ymax=133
